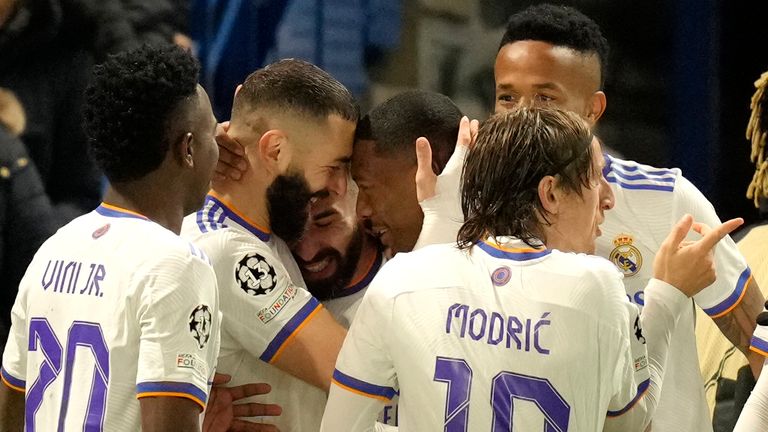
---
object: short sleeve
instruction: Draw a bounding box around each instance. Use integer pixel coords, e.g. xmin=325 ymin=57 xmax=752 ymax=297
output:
xmin=135 ymin=250 xmax=220 ymax=410
xmin=332 ymin=268 xmax=397 ymax=401
xmin=751 ymin=319 xmax=768 ymax=358
xmin=1 ymin=271 xmax=32 ymax=392
xmin=217 ymin=238 xmax=322 ymax=365
xmin=607 ymin=300 xmax=651 ymax=415
xmin=672 ymin=176 xmax=751 ymax=317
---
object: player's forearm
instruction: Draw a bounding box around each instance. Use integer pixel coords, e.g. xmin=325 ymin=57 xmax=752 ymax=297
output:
xmin=140 ymin=397 xmax=202 ymax=432
xmin=734 ymin=358 xmax=768 ymax=431
xmin=272 ymin=308 xmax=347 ymax=392
xmin=712 ymin=278 xmax=764 ymax=371
xmin=604 ymin=279 xmax=688 ymax=431
xmin=320 ymin=383 xmax=384 ymax=432
xmin=0 ymin=384 xmax=25 ymax=432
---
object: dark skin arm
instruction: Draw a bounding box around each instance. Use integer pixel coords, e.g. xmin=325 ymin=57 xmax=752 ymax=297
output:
xmin=204 ymin=373 xmax=282 ymax=432
xmin=140 ymin=396 xmax=202 ymax=432
xmin=0 ymin=384 xmax=24 ymax=432
xmin=711 ymin=278 xmax=766 ymax=378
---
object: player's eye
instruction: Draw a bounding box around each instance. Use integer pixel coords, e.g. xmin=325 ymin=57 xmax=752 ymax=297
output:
xmin=536 ymin=94 xmax=556 ymax=103
xmin=497 ymin=94 xmax=515 ymax=103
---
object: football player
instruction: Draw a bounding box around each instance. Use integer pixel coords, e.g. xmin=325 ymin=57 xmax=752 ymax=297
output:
xmin=0 ymin=45 xmax=221 ymax=431
xmin=320 ymin=106 xmax=742 ymax=431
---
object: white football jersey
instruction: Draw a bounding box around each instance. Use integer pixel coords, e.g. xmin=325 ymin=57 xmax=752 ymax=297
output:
xmin=183 ymin=193 xmax=330 ymax=432
xmin=322 ymin=249 xmax=399 ymax=427
xmin=597 ymin=156 xmax=750 ymax=432
xmin=328 ymin=239 xmax=653 ymax=431
xmin=1 ymin=203 xmax=220 ymax=431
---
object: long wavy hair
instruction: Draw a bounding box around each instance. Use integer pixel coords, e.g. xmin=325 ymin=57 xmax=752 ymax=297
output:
xmin=458 ymin=106 xmax=594 ymax=249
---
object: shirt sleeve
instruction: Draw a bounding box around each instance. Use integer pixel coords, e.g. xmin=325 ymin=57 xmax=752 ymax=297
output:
xmin=672 ymin=175 xmax=751 ymax=317
xmin=322 ymin=268 xmax=398 ymax=431
xmin=217 ymin=237 xmax=322 ymax=365
xmin=734 ymin=358 xmax=768 ymax=431
xmin=604 ymin=278 xmax=689 ymax=431
xmin=135 ymin=249 xmax=220 ymax=410
xmin=1 ymin=271 xmax=31 ymax=393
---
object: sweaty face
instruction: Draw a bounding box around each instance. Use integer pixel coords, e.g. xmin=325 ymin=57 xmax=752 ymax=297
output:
xmin=188 ymin=85 xmax=219 ymax=213
xmin=552 ymin=138 xmax=613 ymax=254
xmin=353 ymin=140 xmax=423 ymax=255
xmin=494 ymin=41 xmax=601 ymax=120
xmin=290 ymin=183 xmax=363 ymax=300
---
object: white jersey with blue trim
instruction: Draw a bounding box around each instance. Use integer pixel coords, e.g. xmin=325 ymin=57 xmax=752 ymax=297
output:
xmin=597 ymin=156 xmax=750 ymax=432
xmin=323 ymin=239 xmax=662 ymax=432
xmin=182 ymin=193 xmax=329 ymax=432
xmin=1 ymin=203 xmax=220 ymax=431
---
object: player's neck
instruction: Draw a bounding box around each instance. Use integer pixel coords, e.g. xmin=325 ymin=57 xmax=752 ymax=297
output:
xmin=209 ymin=177 xmax=271 ymax=231
xmin=346 ymin=233 xmax=379 ymax=290
xmin=102 ymin=185 xmax=186 ymax=234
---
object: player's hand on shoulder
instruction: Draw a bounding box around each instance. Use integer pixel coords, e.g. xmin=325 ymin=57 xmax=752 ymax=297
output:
xmin=653 ymin=214 xmax=743 ymax=297
xmin=204 ymin=373 xmax=282 ymax=432
xmin=214 ymin=121 xmax=248 ymax=182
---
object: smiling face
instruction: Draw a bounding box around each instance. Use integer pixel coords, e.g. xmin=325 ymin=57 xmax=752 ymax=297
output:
xmin=290 ymin=180 xmax=363 ymax=299
xmin=494 ymin=40 xmax=604 ymax=125
xmin=352 ymin=139 xmax=423 ymax=255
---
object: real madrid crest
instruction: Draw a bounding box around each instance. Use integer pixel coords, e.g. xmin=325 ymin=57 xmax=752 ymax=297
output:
xmin=609 ymin=234 xmax=643 ymax=277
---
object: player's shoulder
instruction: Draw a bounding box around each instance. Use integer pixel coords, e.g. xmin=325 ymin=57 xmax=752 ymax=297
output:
xmin=548 ymin=250 xmax=623 ymax=287
xmin=182 ymin=214 xmax=276 ymax=264
xmin=368 ymin=243 xmax=473 ymax=298
xmin=604 ymin=155 xmax=681 ymax=194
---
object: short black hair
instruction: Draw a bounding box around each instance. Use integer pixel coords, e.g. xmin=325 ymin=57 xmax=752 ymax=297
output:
xmin=355 ymin=90 xmax=462 ymax=172
xmin=232 ymin=59 xmax=359 ymax=123
xmin=84 ymin=44 xmax=200 ymax=183
xmin=501 ymin=3 xmax=609 ymax=88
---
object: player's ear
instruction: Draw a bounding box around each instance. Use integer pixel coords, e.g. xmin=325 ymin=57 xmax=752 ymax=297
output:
xmin=538 ymin=175 xmax=560 ymax=214
xmin=587 ymin=91 xmax=606 ymax=125
xmin=257 ymin=129 xmax=288 ymax=175
xmin=176 ymin=132 xmax=195 ymax=169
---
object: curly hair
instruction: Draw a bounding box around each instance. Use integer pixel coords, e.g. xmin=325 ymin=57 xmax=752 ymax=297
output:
xmin=501 ymin=3 xmax=610 ymax=89
xmin=458 ymin=106 xmax=594 ymax=249
xmin=747 ymin=71 xmax=768 ymax=207
xmin=84 ymin=44 xmax=200 ymax=183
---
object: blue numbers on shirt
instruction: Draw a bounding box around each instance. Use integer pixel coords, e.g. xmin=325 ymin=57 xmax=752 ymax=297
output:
xmin=434 ymin=356 xmax=570 ymax=432
xmin=26 ymin=317 xmax=110 ymax=432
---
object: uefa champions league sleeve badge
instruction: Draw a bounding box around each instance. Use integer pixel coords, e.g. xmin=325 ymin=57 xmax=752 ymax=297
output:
xmin=609 ymin=234 xmax=643 ymax=277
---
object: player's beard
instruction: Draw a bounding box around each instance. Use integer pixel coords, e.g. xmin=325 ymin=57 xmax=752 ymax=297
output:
xmin=298 ymin=226 xmax=364 ymax=301
xmin=267 ymin=172 xmax=312 ymax=244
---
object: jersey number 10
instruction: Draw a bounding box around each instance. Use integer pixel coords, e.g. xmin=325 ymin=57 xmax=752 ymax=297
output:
xmin=26 ymin=317 xmax=110 ymax=432
xmin=434 ymin=356 xmax=570 ymax=431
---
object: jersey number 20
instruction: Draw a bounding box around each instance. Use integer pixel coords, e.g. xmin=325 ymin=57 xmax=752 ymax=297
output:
xmin=434 ymin=356 xmax=570 ymax=431
xmin=27 ymin=317 xmax=110 ymax=432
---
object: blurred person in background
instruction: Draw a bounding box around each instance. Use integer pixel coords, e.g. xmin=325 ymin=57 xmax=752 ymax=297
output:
xmin=0 ymin=0 xmax=192 ymax=224
xmin=0 ymin=88 xmax=57 ymax=351
xmin=698 ymin=70 xmax=768 ymax=432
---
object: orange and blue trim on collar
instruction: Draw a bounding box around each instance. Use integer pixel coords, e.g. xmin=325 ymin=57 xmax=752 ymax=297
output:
xmin=477 ymin=240 xmax=551 ymax=261
xmin=329 ymin=249 xmax=384 ymax=300
xmin=95 ymin=203 xmax=149 ymax=221
xmin=203 ymin=192 xmax=271 ymax=242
